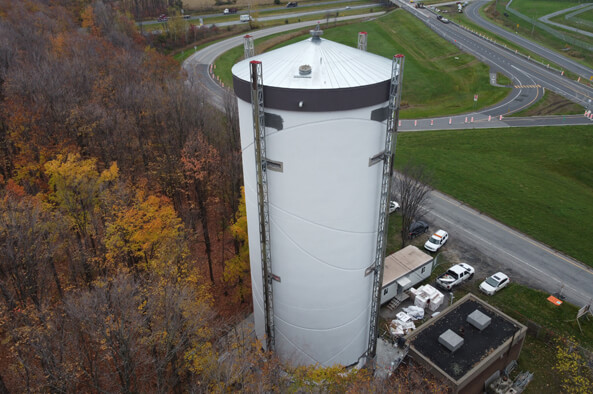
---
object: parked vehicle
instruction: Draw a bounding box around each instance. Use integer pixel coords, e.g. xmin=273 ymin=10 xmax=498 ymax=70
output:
xmin=408 ymin=221 xmax=429 ymax=239
xmin=389 ymin=201 xmax=400 ymax=214
xmin=479 ymin=272 xmax=510 ymax=295
xmin=424 ymin=229 xmax=448 ymax=252
xmin=436 ymin=263 xmax=474 ymax=290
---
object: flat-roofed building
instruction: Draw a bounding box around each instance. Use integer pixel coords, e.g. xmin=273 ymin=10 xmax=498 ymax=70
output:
xmin=406 ymin=293 xmax=527 ymax=394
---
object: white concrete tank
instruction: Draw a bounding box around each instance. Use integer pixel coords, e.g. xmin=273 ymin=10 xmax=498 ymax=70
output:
xmin=232 ymin=32 xmax=393 ymax=367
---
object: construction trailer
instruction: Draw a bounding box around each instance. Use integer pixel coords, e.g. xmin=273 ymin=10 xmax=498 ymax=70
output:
xmin=381 ymin=245 xmax=434 ymax=305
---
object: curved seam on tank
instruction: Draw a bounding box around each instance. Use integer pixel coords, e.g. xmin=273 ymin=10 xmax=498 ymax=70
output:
xmin=275 ymin=329 xmax=318 ymax=365
xmin=320 ymin=325 xmax=368 ymax=366
xmin=270 ymin=204 xmax=376 ymax=235
xmin=270 ymin=215 xmax=372 ymax=272
xmin=274 ymin=300 xmax=370 ymax=331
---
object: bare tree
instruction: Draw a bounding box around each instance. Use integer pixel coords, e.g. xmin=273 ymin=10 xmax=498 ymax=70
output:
xmin=391 ymin=161 xmax=433 ymax=247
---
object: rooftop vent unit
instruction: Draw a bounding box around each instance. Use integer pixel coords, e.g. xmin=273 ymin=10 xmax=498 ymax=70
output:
xmin=439 ymin=329 xmax=464 ymax=353
xmin=298 ymin=64 xmax=312 ymax=75
xmin=467 ymin=309 xmax=491 ymax=331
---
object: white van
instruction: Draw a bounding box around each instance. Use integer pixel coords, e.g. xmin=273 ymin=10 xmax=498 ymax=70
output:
xmin=240 ymin=14 xmax=252 ymax=22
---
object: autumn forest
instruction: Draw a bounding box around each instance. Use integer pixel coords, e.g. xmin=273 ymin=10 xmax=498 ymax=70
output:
xmin=0 ymin=1 xmax=448 ymax=392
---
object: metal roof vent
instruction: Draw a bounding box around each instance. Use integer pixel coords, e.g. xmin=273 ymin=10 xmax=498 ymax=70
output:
xmin=439 ymin=329 xmax=464 ymax=353
xmin=310 ymin=23 xmax=323 ymax=42
xmin=299 ymin=64 xmax=312 ymax=75
xmin=467 ymin=309 xmax=491 ymax=331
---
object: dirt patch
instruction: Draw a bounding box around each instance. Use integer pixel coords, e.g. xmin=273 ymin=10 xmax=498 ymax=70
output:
xmin=514 ymin=90 xmax=584 ymax=116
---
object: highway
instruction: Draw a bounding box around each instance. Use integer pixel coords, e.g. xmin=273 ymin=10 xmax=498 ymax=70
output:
xmin=464 ymin=0 xmax=593 ymax=81
xmin=183 ymin=9 xmax=593 ymax=306
xmin=395 ymin=0 xmax=593 ymax=111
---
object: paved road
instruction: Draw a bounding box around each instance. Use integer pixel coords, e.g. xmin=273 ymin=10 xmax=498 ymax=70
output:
xmin=183 ymin=13 xmax=387 ymax=109
xmin=539 ymin=3 xmax=593 ymax=39
xmin=396 ymin=0 xmax=593 ymax=111
xmin=142 ymin=0 xmax=378 ymax=25
xmin=184 ymin=11 xmax=593 ymax=306
xmin=426 ymin=191 xmax=593 ymax=306
xmin=464 ymin=0 xmax=593 ymax=81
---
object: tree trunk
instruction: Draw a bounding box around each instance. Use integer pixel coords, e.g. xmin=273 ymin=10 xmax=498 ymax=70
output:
xmin=197 ymin=193 xmax=214 ymax=283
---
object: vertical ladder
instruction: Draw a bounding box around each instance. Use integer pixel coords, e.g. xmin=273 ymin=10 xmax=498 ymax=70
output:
xmin=244 ymin=35 xmax=255 ymax=59
xmin=358 ymin=31 xmax=368 ymax=51
xmin=367 ymin=54 xmax=405 ymax=361
xmin=250 ymin=60 xmax=275 ymax=352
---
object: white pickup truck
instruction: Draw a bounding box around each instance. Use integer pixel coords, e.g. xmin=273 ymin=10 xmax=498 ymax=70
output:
xmin=436 ymin=263 xmax=474 ymax=290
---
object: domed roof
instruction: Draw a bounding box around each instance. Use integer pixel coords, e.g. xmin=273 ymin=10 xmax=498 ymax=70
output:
xmin=231 ymin=36 xmax=393 ymax=90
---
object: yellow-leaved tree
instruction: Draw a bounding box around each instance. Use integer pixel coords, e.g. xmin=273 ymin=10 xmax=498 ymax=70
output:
xmin=105 ymin=189 xmax=187 ymax=279
xmin=45 ymin=153 xmax=118 ymax=283
xmin=223 ymin=187 xmax=250 ymax=303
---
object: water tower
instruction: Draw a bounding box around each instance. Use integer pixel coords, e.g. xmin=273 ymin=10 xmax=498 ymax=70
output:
xmin=232 ymin=28 xmax=404 ymax=367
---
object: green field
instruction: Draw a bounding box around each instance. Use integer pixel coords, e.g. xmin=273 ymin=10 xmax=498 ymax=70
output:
xmin=394 ymin=125 xmax=593 ymax=267
xmin=215 ymin=9 xmax=511 ymax=118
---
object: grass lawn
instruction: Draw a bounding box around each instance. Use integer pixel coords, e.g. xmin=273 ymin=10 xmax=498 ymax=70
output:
xmin=215 ymin=9 xmax=511 ymax=118
xmin=516 ymin=335 xmax=562 ymax=393
xmin=394 ymin=125 xmax=593 ymax=267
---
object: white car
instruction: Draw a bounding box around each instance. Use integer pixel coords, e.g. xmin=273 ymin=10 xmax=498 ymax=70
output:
xmin=479 ymin=272 xmax=510 ymax=295
xmin=389 ymin=201 xmax=400 ymax=214
xmin=424 ymin=229 xmax=448 ymax=252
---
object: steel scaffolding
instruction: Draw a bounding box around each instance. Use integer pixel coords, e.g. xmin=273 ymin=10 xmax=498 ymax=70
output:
xmin=244 ymin=35 xmax=255 ymax=59
xmin=367 ymin=54 xmax=405 ymax=361
xmin=358 ymin=31 xmax=368 ymax=51
xmin=250 ymin=61 xmax=275 ymax=352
